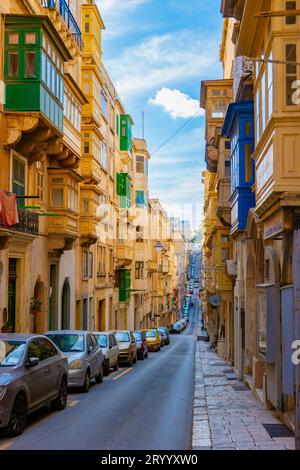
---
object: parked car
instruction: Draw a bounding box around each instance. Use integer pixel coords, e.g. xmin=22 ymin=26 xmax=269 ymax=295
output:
xmin=114 ymin=331 xmax=137 ymax=366
xmin=157 ymin=330 xmax=165 ymax=347
xmin=141 ymin=329 xmax=161 ymax=351
xmin=94 ymin=332 xmax=119 ymax=376
xmin=45 ymin=330 xmax=104 ymax=393
xmin=132 ymin=331 xmax=148 ymax=360
xmin=0 ymin=334 xmax=68 ymax=437
xmin=170 ymin=323 xmax=181 ymax=334
xmin=158 ymin=327 xmax=170 ymax=345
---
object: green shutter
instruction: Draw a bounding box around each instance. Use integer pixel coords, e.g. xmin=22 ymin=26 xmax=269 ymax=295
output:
xmin=118 ymin=269 xmax=131 ymax=302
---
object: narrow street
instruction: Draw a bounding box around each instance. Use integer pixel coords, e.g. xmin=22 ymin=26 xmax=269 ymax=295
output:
xmin=0 ymin=297 xmax=199 ymax=451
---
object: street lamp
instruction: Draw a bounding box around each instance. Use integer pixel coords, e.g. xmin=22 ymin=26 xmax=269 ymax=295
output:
xmin=154 ymin=241 xmax=164 ymax=253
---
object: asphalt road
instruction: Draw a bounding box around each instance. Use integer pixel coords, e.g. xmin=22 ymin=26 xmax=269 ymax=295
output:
xmin=0 ymin=296 xmax=199 ymax=451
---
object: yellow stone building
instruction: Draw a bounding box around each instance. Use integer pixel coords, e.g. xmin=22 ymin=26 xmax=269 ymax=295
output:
xmin=0 ymin=0 xmax=188 ymax=335
xmin=200 ymin=79 xmax=233 ymax=361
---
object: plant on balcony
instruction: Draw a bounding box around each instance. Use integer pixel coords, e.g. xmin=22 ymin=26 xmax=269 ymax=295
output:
xmin=30 ymin=297 xmax=42 ymax=316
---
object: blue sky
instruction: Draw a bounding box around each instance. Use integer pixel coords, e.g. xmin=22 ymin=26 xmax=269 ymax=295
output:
xmin=96 ymin=0 xmax=223 ymax=229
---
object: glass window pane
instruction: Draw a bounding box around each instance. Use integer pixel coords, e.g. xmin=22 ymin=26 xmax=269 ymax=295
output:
xmin=51 ymin=188 xmax=64 ymax=207
xmin=9 ymin=51 xmax=18 ymax=77
xmin=244 ymin=143 xmax=253 ymax=182
xmin=25 ymin=52 xmax=36 ymax=78
xmin=25 ymin=32 xmax=36 ymax=44
xmin=8 ymin=33 xmax=19 ymax=45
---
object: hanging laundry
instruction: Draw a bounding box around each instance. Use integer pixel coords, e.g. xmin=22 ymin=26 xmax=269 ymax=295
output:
xmin=0 ymin=190 xmax=19 ymax=227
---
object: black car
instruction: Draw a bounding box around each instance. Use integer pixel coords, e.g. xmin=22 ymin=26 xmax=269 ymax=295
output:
xmin=132 ymin=331 xmax=148 ymax=360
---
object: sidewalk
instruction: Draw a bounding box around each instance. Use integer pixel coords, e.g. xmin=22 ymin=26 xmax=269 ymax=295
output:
xmin=192 ymin=330 xmax=295 ymax=450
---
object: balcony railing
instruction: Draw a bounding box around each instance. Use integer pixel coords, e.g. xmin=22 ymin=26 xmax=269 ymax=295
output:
xmin=0 ymin=208 xmax=39 ymax=236
xmin=42 ymin=0 xmax=84 ymax=50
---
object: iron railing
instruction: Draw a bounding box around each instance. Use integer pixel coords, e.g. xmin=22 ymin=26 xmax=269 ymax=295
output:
xmin=0 ymin=208 xmax=39 ymax=235
xmin=41 ymin=0 xmax=84 ymax=50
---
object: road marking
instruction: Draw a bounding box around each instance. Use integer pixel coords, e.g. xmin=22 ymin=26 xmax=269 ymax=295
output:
xmin=0 ymin=440 xmax=13 ymax=450
xmin=112 ymin=368 xmax=132 ymax=381
xmin=67 ymin=400 xmax=79 ymax=408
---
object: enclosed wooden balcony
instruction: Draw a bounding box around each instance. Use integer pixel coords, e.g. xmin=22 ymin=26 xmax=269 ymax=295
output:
xmin=116 ymin=240 xmax=134 ymax=268
xmin=47 ymin=169 xmax=82 ymax=251
xmin=4 ymin=15 xmax=80 ymax=168
xmin=217 ymin=177 xmax=231 ymax=226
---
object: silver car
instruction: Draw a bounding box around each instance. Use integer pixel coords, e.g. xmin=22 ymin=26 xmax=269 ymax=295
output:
xmin=94 ymin=332 xmax=119 ymax=376
xmin=0 ymin=334 xmax=68 ymax=437
xmin=45 ymin=331 xmax=104 ymax=392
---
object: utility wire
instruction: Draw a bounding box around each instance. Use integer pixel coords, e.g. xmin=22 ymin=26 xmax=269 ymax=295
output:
xmin=150 ymin=110 xmax=201 ymax=158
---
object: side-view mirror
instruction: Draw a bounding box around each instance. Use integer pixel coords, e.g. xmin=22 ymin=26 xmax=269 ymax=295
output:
xmin=88 ymin=346 xmax=94 ymax=354
xmin=26 ymin=357 xmax=39 ymax=368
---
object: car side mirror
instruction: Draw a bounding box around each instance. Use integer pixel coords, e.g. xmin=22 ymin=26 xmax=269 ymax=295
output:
xmin=26 ymin=357 xmax=39 ymax=368
xmin=88 ymin=346 xmax=93 ymax=354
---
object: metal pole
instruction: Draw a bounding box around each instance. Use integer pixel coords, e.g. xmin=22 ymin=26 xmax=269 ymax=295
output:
xmin=293 ymin=227 xmax=300 ymax=450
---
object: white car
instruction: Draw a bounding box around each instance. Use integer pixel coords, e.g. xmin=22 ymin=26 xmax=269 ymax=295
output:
xmin=94 ymin=332 xmax=119 ymax=376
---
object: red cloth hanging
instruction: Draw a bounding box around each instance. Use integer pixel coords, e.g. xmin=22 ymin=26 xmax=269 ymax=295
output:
xmin=0 ymin=190 xmax=19 ymax=227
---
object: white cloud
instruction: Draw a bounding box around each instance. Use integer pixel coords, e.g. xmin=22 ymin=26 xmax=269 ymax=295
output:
xmin=148 ymin=87 xmax=204 ymax=119
xmin=106 ymin=30 xmax=220 ymax=98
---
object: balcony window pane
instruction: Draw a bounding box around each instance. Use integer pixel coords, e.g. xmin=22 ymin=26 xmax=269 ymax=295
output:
xmin=8 ymin=33 xmax=19 ymax=45
xmin=25 ymin=32 xmax=36 ymax=44
xmin=51 ymin=188 xmax=64 ymax=207
xmin=212 ymin=100 xmax=227 ymax=118
xmin=9 ymin=51 xmax=19 ymax=77
xmin=245 ymin=122 xmax=252 ymax=137
xmin=136 ymin=155 xmax=144 ymax=173
xmin=25 ymin=52 xmax=36 ymax=78
xmin=286 ymin=44 xmax=297 ymax=106
xmin=12 ymin=157 xmax=25 ymax=197
xmin=261 ymin=71 xmax=266 ymax=132
xmin=225 ymin=160 xmax=231 ymax=177
xmin=244 ymin=143 xmax=253 ymax=182
xmin=286 ymin=1 xmax=296 ymax=24
xmin=41 ymin=53 xmax=46 ymax=82
xmin=267 ymin=52 xmax=273 ymax=118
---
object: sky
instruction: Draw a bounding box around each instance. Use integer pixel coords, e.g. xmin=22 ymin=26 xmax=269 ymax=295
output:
xmin=96 ymin=0 xmax=223 ymax=230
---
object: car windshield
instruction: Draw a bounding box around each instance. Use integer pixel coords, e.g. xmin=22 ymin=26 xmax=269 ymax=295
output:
xmin=0 ymin=340 xmax=26 ymax=367
xmin=47 ymin=334 xmax=85 ymax=352
xmin=115 ymin=332 xmax=130 ymax=342
xmin=145 ymin=331 xmax=156 ymax=338
xmin=95 ymin=334 xmax=107 ymax=348
xmin=133 ymin=332 xmax=141 ymax=340
xmin=159 ymin=328 xmax=167 ymax=333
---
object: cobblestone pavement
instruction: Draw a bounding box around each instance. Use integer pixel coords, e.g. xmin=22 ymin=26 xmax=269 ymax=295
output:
xmin=192 ymin=333 xmax=295 ymax=450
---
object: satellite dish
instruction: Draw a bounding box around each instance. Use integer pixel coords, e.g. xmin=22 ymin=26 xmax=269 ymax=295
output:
xmin=209 ymin=294 xmax=222 ymax=308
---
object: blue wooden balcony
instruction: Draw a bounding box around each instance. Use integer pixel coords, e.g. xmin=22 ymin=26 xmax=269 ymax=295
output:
xmin=41 ymin=0 xmax=84 ymax=50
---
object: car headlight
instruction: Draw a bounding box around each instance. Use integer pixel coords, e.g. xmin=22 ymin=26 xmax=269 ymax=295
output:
xmin=0 ymin=386 xmax=7 ymax=400
xmin=69 ymin=360 xmax=84 ymax=370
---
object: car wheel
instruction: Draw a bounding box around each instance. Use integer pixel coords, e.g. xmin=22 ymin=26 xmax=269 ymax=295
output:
xmin=103 ymin=360 xmax=110 ymax=377
xmin=82 ymin=370 xmax=90 ymax=393
xmin=95 ymin=365 xmax=104 ymax=384
xmin=133 ymin=352 xmax=137 ymax=364
xmin=127 ymin=355 xmax=133 ymax=367
xmin=5 ymin=394 xmax=27 ymax=437
xmin=113 ymin=359 xmax=119 ymax=371
xmin=51 ymin=375 xmax=68 ymax=410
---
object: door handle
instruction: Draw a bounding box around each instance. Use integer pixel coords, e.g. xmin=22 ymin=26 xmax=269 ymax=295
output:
xmin=43 ymin=368 xmax=49 ymax=373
